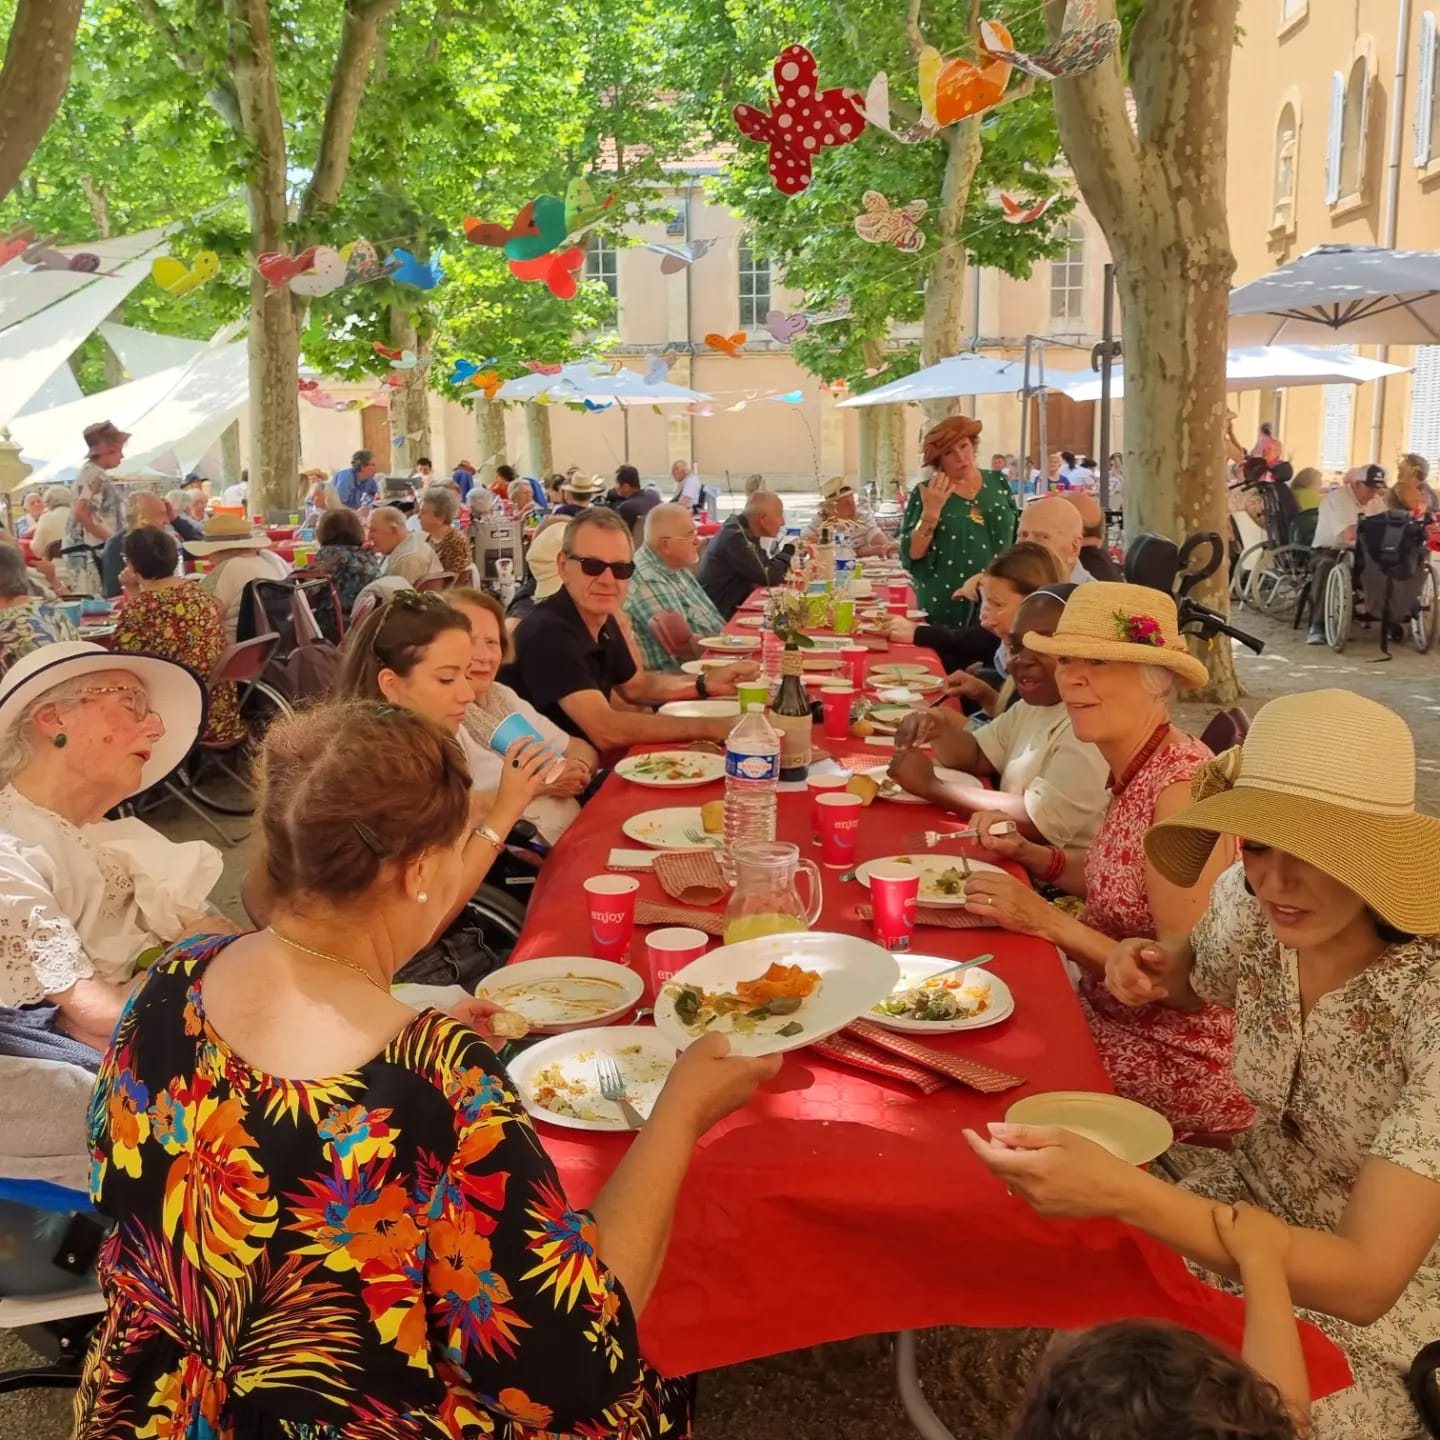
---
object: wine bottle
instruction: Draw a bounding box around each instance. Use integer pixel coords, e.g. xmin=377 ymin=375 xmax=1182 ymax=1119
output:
xmin=770 ymin=644 xmax=813 ymax=783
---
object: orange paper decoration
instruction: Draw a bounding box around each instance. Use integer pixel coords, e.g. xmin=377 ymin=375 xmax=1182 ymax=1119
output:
xmin=705 ymin=332 xmax=746 ymax=357
xmin=918 ymin=25 xmax=1013 ymax=128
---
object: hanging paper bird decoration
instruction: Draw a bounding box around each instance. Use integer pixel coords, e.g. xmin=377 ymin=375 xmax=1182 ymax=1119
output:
xmin=733 ymin=44 xmax=867 ymax=195
xmin=0 ymin=227 xmax=35 ymax=266
xmin=854 ymin=192 xmax=928 ymax=251
xmin=565 ymin=178 xmax=614 ymax=238
xmin=464 ymin=203 xmax=544 ymax=250
xmin=804 ymin=297 xmax=853 ymax=326
xmin=524 ymin=361 xmax=563 ymax=375
xmin=644 ymin=239 xmax=718 ymax=274
xmin=343 ymin=239 xmax=400 ymax=286
xmin=472 ymin=370 xmax=503 ymax=399
xmin=151 ymin=251 xmax=221 ymax=297
xmin=705 ymin=332 xmax=747 ymax=358
xmin=391 ymin=248 xmax=445 ymax=290
xmin=863 ymin=73 xmax=939 ymax=145
xmin=980 ymin=0 xmax=1119 ymax=80
xmin=508 ymin=246 xmax=585 ymax=300
xmin=257 ymin=249 xmax=314 ymax=287
xmin=501 ymin=198 xmax=570 ymax=261
xmin=373 ymin=343 xmax=421 ymax=370
xmin=999 ymin=192 xmax=1061 ymax=224
xmin=917 ymin=31 xmax=1013 ymax=128
xmin=288 ymin=246 xmax=348 ymax=297
xmin=449 ymin=358 xmax=481 ymax=386
xmin=765 ymin=309 xmax=808 ymax=344
xmin=583 ymin=400 xmax=615 ymax=412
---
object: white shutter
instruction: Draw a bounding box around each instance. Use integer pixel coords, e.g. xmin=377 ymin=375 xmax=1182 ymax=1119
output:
xmin=1408 ymin=346 xmax=1440 ymax=470
xmin=1355 ymin=63 xmax=1373 ymax=192
xmin=1325 ymin=70 xmax=1345 ymax=204
xmin=1417 ymin=14 xmax=1438 ymax=167
xmin=1321 ymin=345 xmax=1357 ymax=471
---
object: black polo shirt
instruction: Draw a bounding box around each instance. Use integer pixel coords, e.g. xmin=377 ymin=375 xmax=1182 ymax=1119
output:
xmin=500 ymin=587 xmax=637 ymax=739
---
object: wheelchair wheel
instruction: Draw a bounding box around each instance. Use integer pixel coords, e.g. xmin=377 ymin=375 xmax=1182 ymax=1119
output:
xmin=188 ymin=681 xmax=295 ymax=816
xmin=1232 ymin=542 xmax=1266 ymax=605
xmin=1324 ymin=558 xmax=1353 ymax=652
xmin=466 ymin=883 xmax=529 ymax=955
xmin=1250 ymin=546 xmax=1311 ymax=618
xmin=1412 ymin=562 xmax=1440 ymax=655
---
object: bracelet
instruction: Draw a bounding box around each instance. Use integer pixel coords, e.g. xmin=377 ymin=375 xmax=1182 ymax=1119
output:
xmin=473 ymin=824 xmax=504 ymax=850
xmin=695 ymin=671 xmax=709 ymax=699
xmin=1040 ymin=846 xmax=1067 ymax=883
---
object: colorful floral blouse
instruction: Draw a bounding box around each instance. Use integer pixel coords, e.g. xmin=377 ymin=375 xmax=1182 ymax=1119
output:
xmin=113 ymin=586 xmax=244 ymax=745
xmin=1180 ymin=863 xmax=1440 ymax=1439
xmin=75 ymin=934 xmax=688 ymax=1440
xmin=308 ymin=544 xmax=382 ymax=619
xmin=0 ymin=597 xmax=79 ymax=672
xmin=1076 ymin=732 xmax=1255 ymax=1138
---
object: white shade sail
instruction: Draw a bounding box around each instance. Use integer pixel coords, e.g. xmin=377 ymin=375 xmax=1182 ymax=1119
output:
xmin=837 ymin=352 xmax=1084 ymax=407
xmin=1228 ymin=244 xmax=1440 ymax=346
xmin=496 ymin=362 xmax=712 ymax=406
xmin=99 ymin=322 xmax=210 ymax=380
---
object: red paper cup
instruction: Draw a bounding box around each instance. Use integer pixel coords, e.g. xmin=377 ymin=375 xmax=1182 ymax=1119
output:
xmin=806 ymin=771 xmax=850 ymax=846
xmin=816 ymin=791 xmax=864 ymax=868
xmin=584 ymin=874 xmax=640 ymax=961
xmin=887 ymin=580 xmax=909 ymax=616
xmin=841 ymin=643 xmax=870 ymax=689
xmin=867 ymin=860 xmax=921 ymax=951
xmin=644 ymin=926 xmax=709 ymax=1004
xmin=820 ymin=686 xmax=856 ymax=741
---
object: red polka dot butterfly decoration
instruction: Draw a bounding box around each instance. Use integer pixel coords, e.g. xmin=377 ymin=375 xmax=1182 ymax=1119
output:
xmin=733 ymin=45 xmax=868 ymax=196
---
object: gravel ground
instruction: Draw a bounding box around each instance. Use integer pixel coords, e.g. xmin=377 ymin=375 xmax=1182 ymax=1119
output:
xmin=6 ymin=606 xmax=1437 ymax=1440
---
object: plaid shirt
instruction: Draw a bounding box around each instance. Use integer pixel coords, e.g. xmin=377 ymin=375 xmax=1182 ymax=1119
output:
xmin=622 ymin=544 xmax=726 ymax=671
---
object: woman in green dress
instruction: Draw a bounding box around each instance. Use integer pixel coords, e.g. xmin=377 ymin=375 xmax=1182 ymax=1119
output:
xmin=901 ymin=416 xmax=1019 ymax=627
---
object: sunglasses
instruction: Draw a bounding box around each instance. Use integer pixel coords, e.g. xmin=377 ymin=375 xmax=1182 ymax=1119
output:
xmin=370 ymin=589 xmax=454 ymax=658
xmin=565 ymin=553 xmax=635 ymax=580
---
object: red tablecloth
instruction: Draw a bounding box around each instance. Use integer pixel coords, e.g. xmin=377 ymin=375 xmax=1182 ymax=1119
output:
xmin=505 ymin=606 xmax=1350 ymax=1395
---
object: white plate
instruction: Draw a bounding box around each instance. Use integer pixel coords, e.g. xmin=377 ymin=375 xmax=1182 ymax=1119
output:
xmin=865 ymin=705 xmax=919 ymax=733
xmin=799 ymin=653 xmax=844 ymax=671
xmin=654 ymin=931 xmax=900 ymax=1057
xmin=476 ymin=958 xmax=643 ymax=1032
xmin=806 ymin=635 xmax=850 ymax=650
xmin=861 ymin=765 xmax=927 ymax=803
xmin=1005 ymin=1091 xmax=1174 ymax=1165
xmin=734 ymin=614 xmax=766 ymax=629
xmin=872 ymin=675 xmax=944 ymax=697
xmin=510 ymin=1026 xmax=678 ymax=1132
xmin=681 ymin=657 xmax=739 ymax=676
xmin=853 ymin=854 xmax=1006 ymax=907
xmin=739 ymin=597 xmax=768 ymax=611
xmin=658 ymin=698 xmax=742 ymax=718
xmin=868 ymin=662 xmax=936 ymax=683
xmin=614 ymin=750 xmax=726 ymax=788
xmin=393 ymin=983 xmax=470 ymax=1013
xmin=621 ymin=806 xmax=724 ymax=851
xmin=699 ymin=633 xmax=761 ymax=652
xmin=867 ymin=956 xmax=1014 ymax=1033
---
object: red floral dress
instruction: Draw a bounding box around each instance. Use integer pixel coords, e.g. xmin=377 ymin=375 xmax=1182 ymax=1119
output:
xmin=114 ymin=585 xmax=245 ymax=745
xmin=1077 ymin=733 xmax=1255 ymax=1137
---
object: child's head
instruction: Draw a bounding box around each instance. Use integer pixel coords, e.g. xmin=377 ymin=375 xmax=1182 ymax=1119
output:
xmin=1011 ymin=1321 xmax=1297 ymax=1440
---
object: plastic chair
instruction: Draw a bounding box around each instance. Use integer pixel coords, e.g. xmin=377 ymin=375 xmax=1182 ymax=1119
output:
xmin=647 ymin=610 xmax=700 ymax=663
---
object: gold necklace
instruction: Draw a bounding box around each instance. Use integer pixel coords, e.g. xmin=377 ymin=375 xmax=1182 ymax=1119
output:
xmin=266 ymin=926 xmax=391 ymax=997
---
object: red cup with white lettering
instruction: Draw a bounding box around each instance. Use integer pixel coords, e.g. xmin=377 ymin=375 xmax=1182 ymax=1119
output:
xmin=816 ymin=791 xmax=864 ymax=869
xmin=806 ymin=772 xmax=850 ymax=846
xmin=841 ymin=643 xmax=870 ymax=689
xmin=887 ymin=580 xmax=910 ymax=616
xmin=867 ymin=860 xmax=921 ymax=951
xmin=820 ymin=686 xmax=856 ymax=741
xmin=584 ymin=875 xmax=640 ymax=961
xmin=644 ymin=926 xmax=709 ymax=1005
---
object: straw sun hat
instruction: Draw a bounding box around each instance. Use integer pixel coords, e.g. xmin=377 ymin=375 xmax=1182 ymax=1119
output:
xmin=182 ymin=513 xmax=271 ymax=557
xmin=1146 ymin=690 xmax=1440 ymax=935
xmin=1024 ymin=581 xmax=1208 ymax=689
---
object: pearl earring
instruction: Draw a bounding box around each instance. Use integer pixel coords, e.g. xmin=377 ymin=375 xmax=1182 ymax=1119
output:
xmin=417 ymin=891 xmax=428 ymax=903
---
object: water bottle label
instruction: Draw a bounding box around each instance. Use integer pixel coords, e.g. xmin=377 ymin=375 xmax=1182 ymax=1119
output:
xmin=726 ymin=750 xmax=780 ymax=782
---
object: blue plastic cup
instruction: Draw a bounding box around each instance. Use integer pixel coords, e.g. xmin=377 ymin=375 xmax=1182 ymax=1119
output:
xmin=488 ymin=711 xmax=559 ymax=764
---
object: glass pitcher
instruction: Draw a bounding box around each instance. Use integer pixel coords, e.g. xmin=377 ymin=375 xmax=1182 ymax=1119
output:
xmin=722 ymin=841 xmax=823 ymax=945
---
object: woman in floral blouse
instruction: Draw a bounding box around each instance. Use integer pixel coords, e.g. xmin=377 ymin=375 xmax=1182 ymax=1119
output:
xmin=76 ymin=700 xmax=777 ymax=1439
xmin=419 ymin=483 xmax=473 ymax=577
xmin=969 ymin=689 xmax=1440 ymax=1439
xmin=113 ymin=527 xmax=243 ymax=745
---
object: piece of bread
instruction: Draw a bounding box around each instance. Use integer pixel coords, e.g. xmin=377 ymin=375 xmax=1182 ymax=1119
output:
xmin=847 ymin=773 xmax=881 ymax=806
xmin=852 ymin=717 xmax=875 ymax=738
xmin=488 ymin=1009 xmax=531 ymax=1040
xmin=700 ymin=799 xmax=726 ymax=834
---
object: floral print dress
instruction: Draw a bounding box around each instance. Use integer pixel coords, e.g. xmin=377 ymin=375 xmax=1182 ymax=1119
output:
xmin=1077 ymin=733 xmax=1255 ymax=1137
xmin=75 ymin=935 xmax=689 ymax=1440
xmin=114 ymin=586 xmax=244 ymax=745
xmin=1179 ymin=863 xmax=1440 ymax=1439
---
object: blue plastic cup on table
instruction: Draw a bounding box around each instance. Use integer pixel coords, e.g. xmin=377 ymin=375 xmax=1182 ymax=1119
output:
xmin=59 ymin=601 xmax=84 ymax=629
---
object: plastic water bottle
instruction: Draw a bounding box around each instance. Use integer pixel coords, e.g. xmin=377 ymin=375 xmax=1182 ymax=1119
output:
xmin=723 ymin=707 xmax=781 ymax=870
xmin=833 ymin=534 xmax=856 ymax=601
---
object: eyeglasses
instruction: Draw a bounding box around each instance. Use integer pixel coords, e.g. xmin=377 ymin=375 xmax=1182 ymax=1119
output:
xmin=564 ymin=553 xmax=635 ymax=580
xmin=78 ymin=686 xmax=155 ymax=722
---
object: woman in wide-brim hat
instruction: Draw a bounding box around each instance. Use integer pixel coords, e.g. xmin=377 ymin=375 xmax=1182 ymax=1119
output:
xmin=960 ymin=582 xmax=1253 ymax=1138
xmin=967 ymin=688 xmax=1440 ymax=1440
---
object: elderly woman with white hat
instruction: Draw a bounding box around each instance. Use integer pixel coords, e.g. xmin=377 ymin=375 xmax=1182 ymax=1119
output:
xmin=0 ymin=641 xmax=225 ymax=1063
xmin=962 ymin=582 xmax=1252 ymax=1139
xmin=967 ymin=690 xmax=1440 ymax=1439
xmin=184 ymin=512 xmax=291 ymax=643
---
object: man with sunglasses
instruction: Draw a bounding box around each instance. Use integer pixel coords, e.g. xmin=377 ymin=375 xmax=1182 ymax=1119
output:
xmin=502 ymin=509 xmax=754 ymax=754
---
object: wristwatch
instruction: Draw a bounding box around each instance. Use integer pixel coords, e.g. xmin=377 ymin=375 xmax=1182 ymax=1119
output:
xmin=695 ymin=671 xmax=710 ymax=699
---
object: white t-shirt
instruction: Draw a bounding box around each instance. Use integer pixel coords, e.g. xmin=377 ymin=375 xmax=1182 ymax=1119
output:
xmin=29 ymin=506 xmax=70 ymax=558
xmin=972 ymin=700 xmax=1111 ymax=848
xmin=221 ymin=481 xmax=250 ymax=507
xmin=675 ymin=473 xmax=702 ymax=508
xmin=1314 ymin=485 xmax=1386 ymax=549
xmin=457 ymin=686 xmax=580 ymax=844
xmin=202 ymin=547 xmax=291 ymax=642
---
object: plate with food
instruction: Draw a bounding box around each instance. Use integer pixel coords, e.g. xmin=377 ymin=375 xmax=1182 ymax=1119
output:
xmin=869 ymin=956 xmax=1013 ymax=1033
xmin=658 ymin=698 xmax=742 ymax=719
xmin=853 ymin=854 xmax=1006 ymax=907
xmin=739 ymin=596 xmax=769 ymax=611
xmin=509 ymin=1026 xmax=678 ymax=1132
xmin=621 ymin=804 xmax=725 ymax=850
xmin=799 ymin=652 xmax=845 ymax=671
xmin=654 ymin=931 xmax=900 ymax=1056
xmin=734 ymin=614 xmax=767 ymax=629
xmin=476 ymin=957 xmax=644 ymax=1033
xmin=615 ymin=750 xmax=726 ymax=788
xmin=698 ymin=633 xmax=761 ymax=653
xmin=1004 ymin=1091 xmax=1173 ymax=1166
xmin=865 ymin=704 xmax=920 ymax=734
xmin=868 ymin=662 xmax=937 ymax=684
xmin=872 ymin=675 xmax=945 ymax=697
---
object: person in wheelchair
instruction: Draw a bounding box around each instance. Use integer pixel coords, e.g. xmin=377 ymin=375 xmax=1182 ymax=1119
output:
xmin=1306 ymin=465 xmax=1388 ymax=643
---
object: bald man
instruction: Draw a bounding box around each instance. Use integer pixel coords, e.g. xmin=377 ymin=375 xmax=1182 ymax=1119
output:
xmin=1016 ymin=495 xmax=1090 ymax=586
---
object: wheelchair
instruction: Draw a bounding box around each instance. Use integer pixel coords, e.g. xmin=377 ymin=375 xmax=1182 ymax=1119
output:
xmin=1319 ymin=513 xmax=1439 ymax=658
xmin=1231 ymin=480 xmax=1315 ymax=618
xmin=1125 ymin=529 xmax=1265 ymax=659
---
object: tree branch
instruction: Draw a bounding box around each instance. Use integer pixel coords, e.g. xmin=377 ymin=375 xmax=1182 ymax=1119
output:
xmin=133 ymin=0 xmax=242 ymax=130
xmin=905 ymin=0 xmax=926 ymax=60
xmin=0 ymin=0 xmax=84 ymax=205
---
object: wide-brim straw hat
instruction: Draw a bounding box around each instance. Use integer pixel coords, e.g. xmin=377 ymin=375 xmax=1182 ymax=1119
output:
xmin=0 ymin=641 xmax=205 ymax=796
xmin=1024 ymin=581 xmax=1208 ymax=688
xmin=564 ymin=474 xmax=603 ymax=496
xmin=1146 ymin=689 xmax=1440 ymax=934
xmin=527 ymin=523 xmax=566 ymax=599
xmin=820 ymin=475 xmax=854 ymax=501
xmin=183 ymin=513 xmax=272 ymax=557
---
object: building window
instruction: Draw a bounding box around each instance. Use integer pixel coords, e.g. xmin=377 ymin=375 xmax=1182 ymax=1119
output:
xmin=1327 ymin=46 xmax=1372 ymax=203
xmin=1408 ymin=346 xmax=1440 ymax=470
xmin=1415 ymin=12 xmax=1439 ymax=168
xmin=1320 ymin=346 xmax=1356 ymax=471
xmin=1273 ymin=104 xmax=1298 ymax=229
xmin=585 ymin=236 xmax=618 ymax=301
xmin=738 ymin=242 xmax=771 ymax=329
xmin=1280 ymin=0 xmax=1307 ymax=22
xmin=1049 ymin=221 xmax=1086 ymax=327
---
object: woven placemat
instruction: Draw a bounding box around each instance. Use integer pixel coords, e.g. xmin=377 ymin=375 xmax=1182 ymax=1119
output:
xmin=635 ymin=899 xmax=726 ymax=935
xmin=653 ymin=850 xmax=727 ymax=906
xmin=846 ymin=1017 xmax=1024 ymax=1093
xmin=812 ymin=1032 xmax=948 ymax=1093
xmin=854 ymin=902 xmax=992 ymax=931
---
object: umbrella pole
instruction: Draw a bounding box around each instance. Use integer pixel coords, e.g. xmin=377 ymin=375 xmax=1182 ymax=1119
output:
xmin=1019 ymin=336 xmax=1032 ymax=495
xmin=623 ymin=405 xmax=631 ymax=464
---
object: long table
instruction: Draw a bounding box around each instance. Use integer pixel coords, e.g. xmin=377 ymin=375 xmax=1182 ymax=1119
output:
xmin=506 ymin=600 xmax=1350 ymax=1397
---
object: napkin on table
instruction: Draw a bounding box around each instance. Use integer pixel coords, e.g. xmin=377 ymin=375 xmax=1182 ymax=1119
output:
xmin=846 ymin=1017 xmax=1024 ymax=1093
xmin=811 ymin=1031 xmax=949 ymax=1093
xmin=635 ymin=899 xmax=725 ymax=935
xmin=855 ymin=902 xmax=993 ymax=932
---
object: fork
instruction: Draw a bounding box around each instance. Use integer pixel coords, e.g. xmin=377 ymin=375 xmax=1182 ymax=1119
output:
xmin=595 ymin=1058 xmax=645 ymax=1130
xmin=903 ymin=822 xmax=1016 ymax=849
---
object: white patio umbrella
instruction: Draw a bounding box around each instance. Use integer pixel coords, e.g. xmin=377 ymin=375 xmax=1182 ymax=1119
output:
xmin=495 ymin=362 xmax=710 ymax=406
xmin=836 ymin=351 xmax=1084 ymax=407
xmin=1228 ymin=244 xmax=1440 ymax=346
xmin=1056 ymin=344 xmax=1409 ymax=402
